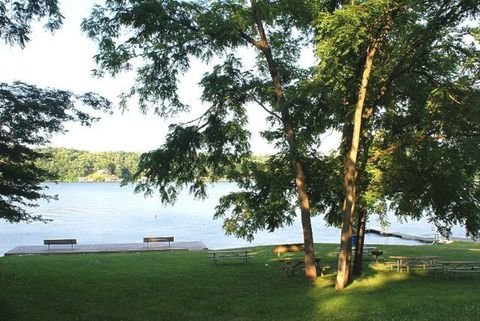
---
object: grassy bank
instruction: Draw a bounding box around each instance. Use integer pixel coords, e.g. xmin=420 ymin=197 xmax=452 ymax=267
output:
xmin=1 ymin=242 xmax=479 ymax=321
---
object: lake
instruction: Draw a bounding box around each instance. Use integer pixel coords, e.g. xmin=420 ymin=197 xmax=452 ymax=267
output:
xmin=0 ymin=182 xmax=468 ymax=256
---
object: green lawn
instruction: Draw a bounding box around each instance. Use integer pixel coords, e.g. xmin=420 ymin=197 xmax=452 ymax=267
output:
xmin=1 ymin=242 xmax=479 ymax=321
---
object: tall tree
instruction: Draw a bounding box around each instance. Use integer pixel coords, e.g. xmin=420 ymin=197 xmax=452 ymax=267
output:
xmin=315 ymin=0 xmax=401 ymax=289
xmin=314 ymin=0 xmax=480 ymax=288
xmin=83 ymin=0 xmax=326 ymax=280
xmin=335 ymin=5 xmax=397 ymax=290
xmin=0 ymin=1 xmax=111 ymax=222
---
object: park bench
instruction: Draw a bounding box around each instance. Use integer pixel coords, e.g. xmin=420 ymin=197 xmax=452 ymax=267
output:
xmin=209 ymin=249 xmax=254 ymax=265
xmin=44 ymin=239 xmax=77 ymax=250
xmin=272 ymin=243 xmax=329 ymax=276
xmin=143 ymin=236 xmax=174 ymax=247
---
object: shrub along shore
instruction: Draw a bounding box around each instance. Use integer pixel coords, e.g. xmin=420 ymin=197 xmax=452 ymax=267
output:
xmin=0 ymin=242 xmax=479 ymax=321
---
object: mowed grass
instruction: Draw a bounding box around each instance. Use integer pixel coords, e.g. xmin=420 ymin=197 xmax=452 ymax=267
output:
xmin=1 ymin=242 xmax=480 ymax=321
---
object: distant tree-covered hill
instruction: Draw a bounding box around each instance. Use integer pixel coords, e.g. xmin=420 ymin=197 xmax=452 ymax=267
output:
xmin=35 ymin=148 xmax=271 ymax=182
xmin=35 ymin=148 xmax=140 ymax=182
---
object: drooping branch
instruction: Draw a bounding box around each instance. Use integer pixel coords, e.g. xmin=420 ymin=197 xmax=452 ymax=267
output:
xmin=250 ymin=96 xmax=282 ymax=121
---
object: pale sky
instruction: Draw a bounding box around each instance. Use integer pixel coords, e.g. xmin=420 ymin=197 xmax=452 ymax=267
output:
xmin=0 ymin=0 xmax=340 ymax=154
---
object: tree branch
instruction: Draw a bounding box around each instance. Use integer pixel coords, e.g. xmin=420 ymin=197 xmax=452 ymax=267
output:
xmin=239 ymin=31 xmax=261 ymax=49
xmin=250 ymin=95 xmax=282 ymax=121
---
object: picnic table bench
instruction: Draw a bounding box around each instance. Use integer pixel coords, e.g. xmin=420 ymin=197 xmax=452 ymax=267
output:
xmin=209 ymin=249 xmax=253 ymax=265
xmin=44 ymin=239 xmax=77 ymax=250
xmin=143 ymin=236 xmax=174 ymax=247
xmin=273 ymin=243 xmax=329 ymax=276
xmin=435 ymin=260 xmax=480 ymax=275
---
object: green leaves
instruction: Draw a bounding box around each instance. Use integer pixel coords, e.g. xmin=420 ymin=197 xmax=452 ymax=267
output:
xmin=131 ymin=113 xmax=251 ymax=205
xmin=83 ymin=0 xmax=326 ymax=242
xmin=0 ymin=82 xmax=111 ymax=222
xmin=82 ymin=0 xmax=250 ymax=116
xmin=214 ymin=155 xmax=296 ymax=241
xmin=0 ymin=0 xmax=63 ymax=48
xmin=83 ymin=0 xmax=480 ymax=242
xmin=371 ymin=78 xmax=480 ymax=237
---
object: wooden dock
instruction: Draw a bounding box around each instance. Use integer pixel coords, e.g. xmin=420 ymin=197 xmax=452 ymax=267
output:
xmin=4 ymin=241 xmax=208 ymax=256
xmin=365 ymin=228 xmax=436 ymax=244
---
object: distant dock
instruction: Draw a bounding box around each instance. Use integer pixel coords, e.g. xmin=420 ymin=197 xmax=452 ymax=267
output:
xmin=365 ymin=228 xmax=436 ymax=244
xmin=5 ymin=241 xmax=208 ymax=256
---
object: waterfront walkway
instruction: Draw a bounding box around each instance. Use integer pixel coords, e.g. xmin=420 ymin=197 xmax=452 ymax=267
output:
xmin=5 ymin=241 xmax=208 ymax=256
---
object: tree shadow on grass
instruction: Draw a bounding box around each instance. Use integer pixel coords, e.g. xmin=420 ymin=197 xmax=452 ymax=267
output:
xmin=308 ymin=259 xmax=480 ymax=321
xmin=0 ymin=300 xmax=15 ymax=321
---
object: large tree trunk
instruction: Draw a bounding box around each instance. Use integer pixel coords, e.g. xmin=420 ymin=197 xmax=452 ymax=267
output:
xmin=248 ymin=0 xmax=317 ymax=281
xmin=353 ymin=206 xmax=367 ymax=275
xmin=336 ymin=51 xmax=374 ymax=289
xmin=335 ymin=11 xmax=396 ymax=290
xmin=336 ymin=145 xmax=360 ymax=289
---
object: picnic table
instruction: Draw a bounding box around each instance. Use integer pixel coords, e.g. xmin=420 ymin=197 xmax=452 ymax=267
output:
xmin=209 ymin=249 xmax=253 ymax=265
xmin=335 ymin=246 xmax=382 ymax=261
xmin=273 ymin=243 xmax=328 ymax=276
xmin=389 ymin=256 xmax=438 ymax=273
xmin=436 ymin=260 xmax=480 ymax=275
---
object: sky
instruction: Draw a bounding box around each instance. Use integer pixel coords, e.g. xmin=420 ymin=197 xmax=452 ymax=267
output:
xmin=0 ymin=0 xmax=340 ymax=154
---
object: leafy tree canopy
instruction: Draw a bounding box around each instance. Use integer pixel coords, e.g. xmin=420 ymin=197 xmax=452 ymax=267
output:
xmin=313 ymin=0 xmax=480 ymax=238
xmin=0 ymin=0 xmax=111 ymax=223
xmin=82 ymin=0 xmax=334 ymax=251
xmin=0 ymin=82 xmax=111 ymax=222
xmin=0 ymin=0 xmax=63 ymax=47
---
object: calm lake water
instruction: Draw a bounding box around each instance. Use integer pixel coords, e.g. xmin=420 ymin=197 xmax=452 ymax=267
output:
xmin=0 ymin=182 xmax=468 ymax=256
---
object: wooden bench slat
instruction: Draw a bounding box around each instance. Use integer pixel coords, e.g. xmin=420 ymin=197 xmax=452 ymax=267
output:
xmin=272 ymin=243 xmax=304 ymax=254
xmin=143 ymin=237 xmax=174 ymax=242
xmin=44 ymin=239 xmax=77 ymax=245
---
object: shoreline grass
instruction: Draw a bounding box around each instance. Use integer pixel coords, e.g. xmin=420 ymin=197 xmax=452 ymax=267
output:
xmin=1 ymin=242 xmax=479 ymax=321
